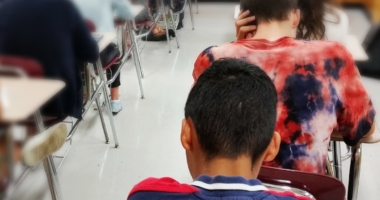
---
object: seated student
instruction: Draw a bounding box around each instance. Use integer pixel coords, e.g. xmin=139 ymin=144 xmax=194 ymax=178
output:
xmin=0 ymin=0 xmax=98 ymax=120
xmin=133 ymin=0 xmax=175 ymax=41
xmin=73 ymin=0 xmax=134 ymax=114
xmin=128 ymin=59 xmax=311 ymax=200
xmin=193 ymin=0 xmax=376 ymax=174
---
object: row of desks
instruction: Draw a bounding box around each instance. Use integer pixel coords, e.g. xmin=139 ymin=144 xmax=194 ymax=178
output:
xmin=0 ymin=32 xmax=117 ymax=200
xmin=0 ymin=5 xmax=145 ymax=199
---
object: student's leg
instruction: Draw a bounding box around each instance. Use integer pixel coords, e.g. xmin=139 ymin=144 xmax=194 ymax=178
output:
xmin=107 ymin=64 xmax=123 ymax=115
xmin=110 ymin=77 xmax=120 ymax=101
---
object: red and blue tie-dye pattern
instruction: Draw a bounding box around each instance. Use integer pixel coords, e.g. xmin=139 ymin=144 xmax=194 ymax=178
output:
xmin=193 ymin=37 xmax=376 ymax=174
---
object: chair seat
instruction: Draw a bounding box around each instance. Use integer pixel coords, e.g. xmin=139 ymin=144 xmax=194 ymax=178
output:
xmin=0 ymin=56 xmax=43 ymax=77
xmin=103 ymin=57 xmax=120 ymax=71
xmin=19 ymin=116 xmax=66 ymax=129
xmin=259 ymin=166 xmax=345 ymax=200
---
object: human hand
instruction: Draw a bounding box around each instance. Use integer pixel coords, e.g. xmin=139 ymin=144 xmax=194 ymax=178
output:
xmin=235 ymin=10 xmax=257 ymax=40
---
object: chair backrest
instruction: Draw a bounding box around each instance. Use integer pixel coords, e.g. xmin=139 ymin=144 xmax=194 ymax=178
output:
xmin=258 ymin=166 xmax=346 ymax=200
xmin=85 ymin=19 xmax=96 ymax=32
xmin=0 ymin=55 xmax=43 ymax=77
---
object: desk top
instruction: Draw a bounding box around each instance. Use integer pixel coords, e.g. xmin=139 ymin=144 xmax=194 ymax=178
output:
xmin=0 ymin=77 xmax=65 ymax=123
xmin=346 ymin=35 xmax=369 ymax=61
xmin=95 ymin=32 xmax=117 ymax=52
xmin=132 ymin=5 xmax=144 ymax=18
xmin=331 ymin=124 xmax=380 ymax=144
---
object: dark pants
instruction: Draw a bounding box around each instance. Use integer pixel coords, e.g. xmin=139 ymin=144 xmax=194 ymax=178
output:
xmin=106 ymin=63 xmax=121 ymax=88
xmin=100 ymin=44 xmax=121 ymax=89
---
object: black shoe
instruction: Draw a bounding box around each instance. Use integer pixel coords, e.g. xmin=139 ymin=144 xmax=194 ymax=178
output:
xmin=177 ymin=21 xmax=183 ymax=30
xmin=168 ymin=29 xmax=176 ymax=38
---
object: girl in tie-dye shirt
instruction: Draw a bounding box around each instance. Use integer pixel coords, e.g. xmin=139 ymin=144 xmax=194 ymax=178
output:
xmin=193 ymin=37 xmax=376 ymax=174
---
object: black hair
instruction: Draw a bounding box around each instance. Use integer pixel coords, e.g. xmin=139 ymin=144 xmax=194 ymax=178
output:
xmin=185 ymin=58 xmax=278 ymax=164
xmin=240 ymin=0 xmax=298 ymax=25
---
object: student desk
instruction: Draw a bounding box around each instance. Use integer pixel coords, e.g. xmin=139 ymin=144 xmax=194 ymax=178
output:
xmin=70 ymin=32 xmax=120 ymax=148
xmin=0 ymin=77 xmax=65 ymax=200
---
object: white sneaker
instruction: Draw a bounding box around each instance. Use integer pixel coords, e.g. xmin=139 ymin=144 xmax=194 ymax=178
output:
xmin=22 ymin=123 xmax=68 ymax=167
xmin=111 ymin=100 xmax=123 ymax=115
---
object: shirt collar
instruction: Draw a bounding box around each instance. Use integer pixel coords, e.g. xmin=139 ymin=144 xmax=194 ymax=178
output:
xmin=191 ymin=175 xmax=268 ymax=192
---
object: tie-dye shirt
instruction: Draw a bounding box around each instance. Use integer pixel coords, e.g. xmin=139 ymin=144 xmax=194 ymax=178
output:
xmin=193 ymin=37 xmax=376 ymax=174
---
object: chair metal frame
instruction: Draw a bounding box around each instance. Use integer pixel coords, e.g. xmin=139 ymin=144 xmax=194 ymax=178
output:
xmin=146 ymin=0 xmax=194 ymax=58
xmin=129 ymin=3 xmax=170 ymax=79
xmin=194 ymin=0 xmax=198 ymax=14
xmin=329 ymin=141 xmax=361 ymax=200
xmin=168 ymin=0 xmax=195 ymax=30
xmin=328 ymin=126 xmax=380 ymax=200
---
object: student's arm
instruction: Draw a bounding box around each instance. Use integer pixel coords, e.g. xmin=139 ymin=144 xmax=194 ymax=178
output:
xmin=334 ymin=45 xmax=376 ymax=146
xmin=235 ymin=10 xmax=257 ymax=41
xmin=68 ymin=1 xmax=99 ymax=62
xmin=111 ymin=0 xmax=134 ymax=21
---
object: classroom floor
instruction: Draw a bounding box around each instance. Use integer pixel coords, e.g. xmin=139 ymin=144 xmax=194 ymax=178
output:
xmin=9 ymin=3 xmax=380 ymax=200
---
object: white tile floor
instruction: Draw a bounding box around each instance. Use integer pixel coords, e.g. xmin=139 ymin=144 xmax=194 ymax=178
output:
xmin=9 ymin=3 xmax=380 ymax=200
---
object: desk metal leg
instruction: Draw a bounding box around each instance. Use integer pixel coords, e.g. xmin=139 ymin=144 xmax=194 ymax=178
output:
xmin=162 ymin=6 xmax=172 ymax=53
xmin=348 ymin=144 xmax=362 ymax=200
xmin=95 ymin=93 xmax=109 ymax=144
xmin=332 ymin=141 xmax=343 ymax=181
xmin=5 ymin=127 xmax=14 ymax=184
xmin=34 ymin=112 xmax=63 ymax=200
xmin=95 ymin=60 xmax=120 ymax=148
xmin=127 ymin=22 xmax=145 ymax=99
xmin=195 ymin=0 xmax=198 ymax=14
xmin=131 ymin=32 xmax=144 ymax=78
xmin=188 ymin=0 xmax=195 ymax=30
xmin=43 ymin=155 xmax=62 ymax=200
xmin=169 ymin=9 xmax=180 ymax=48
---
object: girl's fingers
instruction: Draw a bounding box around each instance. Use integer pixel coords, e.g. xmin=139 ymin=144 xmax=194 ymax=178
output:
xmin=237 ymin=10 xmax=250 ymax=21
xmin=235 ymin=16 xmax=256 ymax=27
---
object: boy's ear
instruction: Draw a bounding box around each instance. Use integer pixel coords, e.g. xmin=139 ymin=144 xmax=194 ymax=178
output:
xmin=263 ymin=132 xmax=281 ymax=162
xmin=181 ymin=118 xmax=193 ymax=151
xmin=292 ymin=9 xmax=301 ymax=29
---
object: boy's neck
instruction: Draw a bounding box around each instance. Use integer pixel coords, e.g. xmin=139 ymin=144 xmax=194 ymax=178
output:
xmin=251 ymin=21 xmax=295 ymax=41
xmin=199 ymin=156 xmax=261 ymax=180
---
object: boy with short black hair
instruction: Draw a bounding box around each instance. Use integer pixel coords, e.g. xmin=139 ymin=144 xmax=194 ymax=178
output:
xmin=128 ymin=58 xmax=311 ymax=200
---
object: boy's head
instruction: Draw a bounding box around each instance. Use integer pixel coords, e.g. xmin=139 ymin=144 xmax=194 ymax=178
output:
xmin=182 ymin=59 xmax=280 ymax=179
xmin=240 ymin=0 xmax=300 ymax=30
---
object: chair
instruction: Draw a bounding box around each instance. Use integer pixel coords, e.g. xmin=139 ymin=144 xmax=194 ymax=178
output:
xmin=259 ymin=166 xmax=346 ymax=200
xmin=0 ymin=56 xmax=43 ymax=77
xmin=163 ymin=0 xmax=195 ymax=52
xmin=105 ymin=17 xmax=145 ymax=98
xmin=0 ymin=56 xmax=63 ymax=200
xmin=130 ymin=2 xmax=172 ymax=70
xmin=82 ymin=20 xmax=121 ymax=147
xmin=329 ymin=124 xmax=380 ymax=200
xmin=0 ymin=56 xmax=65 ymax=128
